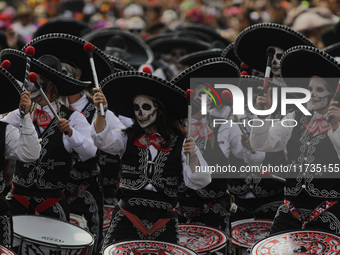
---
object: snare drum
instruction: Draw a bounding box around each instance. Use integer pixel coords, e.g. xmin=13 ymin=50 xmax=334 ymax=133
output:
xmin=178 ymin=224 xmax=228 ymax=254
xmin=69 ymin=213 xmax=88 ymax=230
xmin=0 ymin=245 xmax=15 ymax=255
xmin=231 ymin=218 xmax=273 ymax=254
xmin=251 ymin=230 xmax=340 ymax=255
xmin=104 ymin=240 xmax=198 ymax=255
xmin=12 ymin=215 xmax=94 ymax=255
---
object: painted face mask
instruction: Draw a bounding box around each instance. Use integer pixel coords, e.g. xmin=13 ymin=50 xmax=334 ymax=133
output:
xmin=26 ymin=80 xmax=41 ymax=99
xmin=271 ymin=46 xmax=283 ymax=78
xmin=194 ymin=84 xmax=213 ymax=112
xmin=133 ymin=95 xmax=158 ymax=128
xmin=308 ymin=76 xmax=332 ymax=111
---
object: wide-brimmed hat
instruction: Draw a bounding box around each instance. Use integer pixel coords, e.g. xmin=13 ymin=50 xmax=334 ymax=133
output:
xmin=280 ymin=45 xmax=340 ymax=89
xmin=100 ymin=71 xmax=188 ymax=120
xmin=82 ymin=28 xmax=154 ymax=69
xmin=34 ymin=16 xmax=92 ymax=38
xmin=323 ymin=42 xmax=340 ymax=58
xmin=0 ymin=66 xmax=23 ymax=114
xmin=148 ymin=32 xmax=210 ymax=55
xmin=234 ymin=23 xmax=315 ymax=73
xmin=23 ymin=33 xmax=115 ymax=84
xmin=0 ymin=49 xmax=90 ymax=96
xmin=171 ymin=57 xmax=240 ymax=92
xmin=178 ymin=48 xmax=223 ymax=66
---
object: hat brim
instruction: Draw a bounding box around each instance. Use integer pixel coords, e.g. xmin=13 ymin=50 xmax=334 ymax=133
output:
xmin=0 ymin=67 xmax=23 ymax=114
xmin=101 ymin=71 xmax=188 ymax=120
xmin=280 ymin=45 xmax=340 ymax=89
xmin=24 ymin=33 xmax=115 ymax=83
xmin=323 ymin=42 xmax=340 ymax=58
xmin=148 ymin=37 xmax=210 ymax=54
xmin=171 ymin=57 xmax=240 ymax=91
xmin=234 ymin=23 xmax=315 ymax=73
xmin=82 ymin=28 xmax=154 ymax=68
xmin=108 ymin=55 xmax=136 ymax=71
xmin=34 ymin=17 xmax=91 ymax=38
xmin=0 ymin=49 xmax=90 ymax=96
xmin=178 ymin=49 xmax=223 ymax=66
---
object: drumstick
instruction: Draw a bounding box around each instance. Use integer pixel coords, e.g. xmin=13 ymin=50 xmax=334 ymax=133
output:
xmin=260 ymin=47 xmax=275 ymax=110
xmin=21 ymin=46 xmax=35 ymax=118
xmin=221 ymin=90 xmax=255 ymax=154
xmin=185 ymin=89 xmax=196 ymax=165
xmin=29 ymin=72 xmax=68 ymax=135
xmin=83 ymin=42 xmax=105 ymax=117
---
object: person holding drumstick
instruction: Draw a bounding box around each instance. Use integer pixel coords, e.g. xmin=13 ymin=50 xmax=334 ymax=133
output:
xmin=250 ymin=46 xmax=340 ymax=235
xmin=0 ymin=68 xmax=40 ymax=249
xmin=91 ymin=71 xmax=211 ymax=252
xmin=1 ymin=49 xmax=97 ymax=222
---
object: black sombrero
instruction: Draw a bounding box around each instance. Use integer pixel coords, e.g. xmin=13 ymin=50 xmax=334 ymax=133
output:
xmin=34 ymin=17 xmax=92 ymax=38
xmin=0 ymin=49 xmax=90 ymax=96
xmin=23 ymin=33 xmax=115 ymax=84
xmin=100 ymin=71 xmax=188 ymax=120
xmin=280 ymin=45 xmax=340 ymax=89
xmin=0 ymin=66 xmax=23 ymax=114
xmin=171 ymin=57 xmax=240 ymax=92
xmin=176 ymin=23 xmax=231 ymax=46
xmin=178 ymin=48 xmax=224 ymax=66
xmin=148 ymin=33 xmax=210 ymax=55
xmin=221 ymin=42 xmax=241 ymax=68
xmin=234 ymin=23 xmax=316 ymax=73
xmin=323 ymin=42 xmax=340 ymax=58
xmin=109 ymin=55 xmax=136 ymax=71
xmin=82 ymin=28 xmax=154 ymax=69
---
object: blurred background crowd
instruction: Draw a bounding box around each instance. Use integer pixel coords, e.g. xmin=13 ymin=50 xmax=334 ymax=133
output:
xmin=1 ymin=0 xmax=340 ymax=51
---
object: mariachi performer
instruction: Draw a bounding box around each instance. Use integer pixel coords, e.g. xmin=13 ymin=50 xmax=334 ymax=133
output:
xmin=23 ymin=33 xmax=125 ymax=250
xmin=91 ymin=71 xmax=211 ymax=252
xmin=171 ymin=58 xmax=265 ymax=243
xmin=0 ymin=67 xmax=40 ymax=248
xmin=250 ymin=45 xmax=340 ymax=234
xmin=1 ymin=49 xmax=97 ymax=221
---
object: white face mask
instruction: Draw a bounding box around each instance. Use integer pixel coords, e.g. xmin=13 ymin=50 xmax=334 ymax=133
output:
xmin=194 ymin=85 xmax=213 ymax=111
xmin=133 ymin=95 xmax=158 ymax=128
xmin=308 ymin=76 xmax=332 ymax=111
xmin=271 ymin=46 xmax=284 ymax=78
xmin=26 ymin=80 xmax=41 ymax=99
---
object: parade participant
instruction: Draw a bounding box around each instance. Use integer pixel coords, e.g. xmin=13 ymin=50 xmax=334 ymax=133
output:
xmin=250 ymin=45 xmax=340 ymax=234
xmin=1 ymin=49 xmax=97 ymax=221
xmin=24 ymin=33 xmax=119 ymax=249
xmin=91 ymin=71 xmax=211 ymax=252
xmin=0 ymin=67 xmax=40 ymax=248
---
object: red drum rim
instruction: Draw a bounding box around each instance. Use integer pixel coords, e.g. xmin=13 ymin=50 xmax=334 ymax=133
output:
xmin=178 ymin=223 xmax=228 ymax=254
xmin=231 ymin=218 xmax=273 ymax=248
xmin=103 ymin=204 xmax=115 ymax=229
xmin=103 ymin=240 xmax=198 ymax=255
xmin=0 ymin=245 xmax=15 ymax=255
xmin=251 ymin=229 xmax=340 ymax=255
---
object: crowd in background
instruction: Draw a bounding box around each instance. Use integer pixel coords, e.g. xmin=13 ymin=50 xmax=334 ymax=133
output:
xmin=1 ymin=0 xmax=340 ymax=50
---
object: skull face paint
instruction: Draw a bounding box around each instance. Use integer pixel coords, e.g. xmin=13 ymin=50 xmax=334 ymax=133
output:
xmin=271 ymin=46 xmax=284 ymax=78
xmin=133 ymin=95 xmax=158 ymax=128
xmin=194 ymin=84 xmax=213 ymax=111
xmin=308 ymin=76 xmax=332 ymax=111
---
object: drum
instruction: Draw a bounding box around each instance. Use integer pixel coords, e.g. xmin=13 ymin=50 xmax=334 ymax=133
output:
xmin=251 ymin=230 xmax=340 ymax=255
xmin=103 ymin=240 xmax=198 ymax=255
xmin=178 ymin=224 xmax=228 ymax=254
xmin=12 ymin=215 xmax=94 ymax=255
xmin=103 ymin=204 xmax=115 ymax=236
xmin=231 ymin=218 xmax=273 ymax=254
xmin=0 ymin=245 xmax=16 ymax=255
xmin=69 ymin=213 xmax=88 ymax=230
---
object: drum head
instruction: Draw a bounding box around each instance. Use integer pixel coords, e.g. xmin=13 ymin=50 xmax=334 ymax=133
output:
xmin=0 ymin=245 xmax=15 ymax=255
xmin=103 ymin=205 xmax=115 ymax=229
xmin=104 ymin=240 xmax=198 ymax=255
xmin=178 ymin=224 xmax=228 ymax=254
xmin=251 ymin=230 xmax=340 ymax=255
xmin=13 ymin=215 xmax=94 ymax=248
xmin=231 ymin=218 xmax=273 ymax=249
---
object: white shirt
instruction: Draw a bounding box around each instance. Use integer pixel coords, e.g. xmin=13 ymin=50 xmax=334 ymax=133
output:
xmin=91 ymin=119 xmax=211 ymax=190
xmin=3 ymin=102 xmax=97 ymax=161
xmin=1 ymin=113 xmax=40 ymax=162
xmin=250 ymin=112 xmax=340 ymax=159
